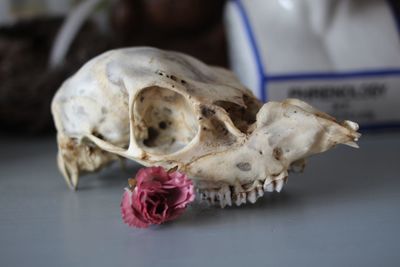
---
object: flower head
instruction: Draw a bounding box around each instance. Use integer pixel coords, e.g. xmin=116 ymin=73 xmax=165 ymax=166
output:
xmin=121 ymin=166 xmax=195 ymax=228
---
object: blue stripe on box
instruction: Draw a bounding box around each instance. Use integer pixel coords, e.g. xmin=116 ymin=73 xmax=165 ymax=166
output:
xmin=266 ymin=69 xmax=400 ymax=82
xmin=233 ymin=0 xmax=267 ymax=101
xmin=233 ymin=0 xmax=400 ymax=130
xmin=234 ymin=0 xmax=400 ymax=98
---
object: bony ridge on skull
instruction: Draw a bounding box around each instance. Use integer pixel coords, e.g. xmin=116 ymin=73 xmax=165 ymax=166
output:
xmin=51 ymin=47 xmax=360 ymax=207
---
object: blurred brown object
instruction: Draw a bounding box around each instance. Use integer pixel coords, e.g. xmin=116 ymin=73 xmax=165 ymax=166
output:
xmin=143 ymin=0 xmax=225 ymax=33
xmin=0 ymin=0 xmax=227 ymax=134
xmin=110 ymin=0 xmax=143 ymax=37
xmin=0 ymin=18 xmax=112 ymax=134
xmin=110 ymin=0 xmax=228 ymax=66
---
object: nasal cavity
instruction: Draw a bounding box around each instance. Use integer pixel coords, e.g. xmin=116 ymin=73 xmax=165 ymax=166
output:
xmin=214 ymin=94 xmax=261 ymax=133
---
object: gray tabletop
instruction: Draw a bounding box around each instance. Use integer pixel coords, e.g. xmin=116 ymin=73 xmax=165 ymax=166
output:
xmin=0 ymin=132 xmax=399 ymax=267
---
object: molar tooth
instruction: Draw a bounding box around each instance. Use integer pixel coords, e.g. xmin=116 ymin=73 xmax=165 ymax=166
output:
xmin=275 ymin=180 xmax=284 ymax=192
xmin=234 ymin=192 xmax=246 ymax=206
xmin=264 ymin=181 xmax=274 ymax=192
xmin=199 ymin=191 xmax=208 ymax=201
xmin=203 ymin=191 xmax=212 ymax=204
xmin=217 ymin=191 xmax=226 ymax=208
xmin=226 ymin=197 xmax=232 ymax=207
xmin=253 ymin=180 xmax=264 ymax=197
xmin=247 ymin=190 xmax=257 ymax=203
xmin=225 ymin=190 xmax=232 ymax=206
xmin=257 ymin=187 xmax=264 ymax=197
xmin=217 ymin=191 xmax=224 ymax=201
xmin=219 ymin=199 xmax=226 ymax=208
xmin=234 ymin=194 xmax=242 ymax=206
xmin=239 ymin=192 xmax=247 ymax=205
xmin=233 ymin=182 xmax=245 ymax=206
xmin=209 ymin=191 xmax=216 ymax=204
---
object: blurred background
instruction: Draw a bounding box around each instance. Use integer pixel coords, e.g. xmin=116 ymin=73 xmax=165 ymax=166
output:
xmin=0 ymin=0 xmax=399 ymax=134
xmin=1 ymin=2 xmax=400 ymax=266
xmin=0 ymin=0 xmax=228 ymax=134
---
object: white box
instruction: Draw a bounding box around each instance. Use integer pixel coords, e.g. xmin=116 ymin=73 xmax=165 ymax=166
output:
xmin=225 ymin=0 xmax=400 ymax=129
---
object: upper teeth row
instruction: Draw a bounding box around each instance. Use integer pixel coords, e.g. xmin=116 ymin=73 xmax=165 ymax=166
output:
xmin=197 ymin=177 xmax=287 ymax=208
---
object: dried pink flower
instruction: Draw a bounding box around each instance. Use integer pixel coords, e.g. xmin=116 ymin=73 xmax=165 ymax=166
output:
xmin=121 ymin=166 xmax=195 ymax=228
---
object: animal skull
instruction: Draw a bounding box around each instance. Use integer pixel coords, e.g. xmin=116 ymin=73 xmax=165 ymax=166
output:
xmin=52 ymin=47 xmax=360 ymax=207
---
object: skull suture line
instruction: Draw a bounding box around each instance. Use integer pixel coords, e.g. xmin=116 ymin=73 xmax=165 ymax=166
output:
xmin=52 ymin=47 xmax=360 ymax=207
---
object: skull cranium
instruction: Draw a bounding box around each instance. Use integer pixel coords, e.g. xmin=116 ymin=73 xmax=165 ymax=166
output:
xmin=52 ymin=47 xmax=360 ymax=207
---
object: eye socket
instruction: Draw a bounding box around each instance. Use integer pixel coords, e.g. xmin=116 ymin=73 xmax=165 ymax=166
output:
xmin=133 ymin=86 xmax=199 ymax=155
